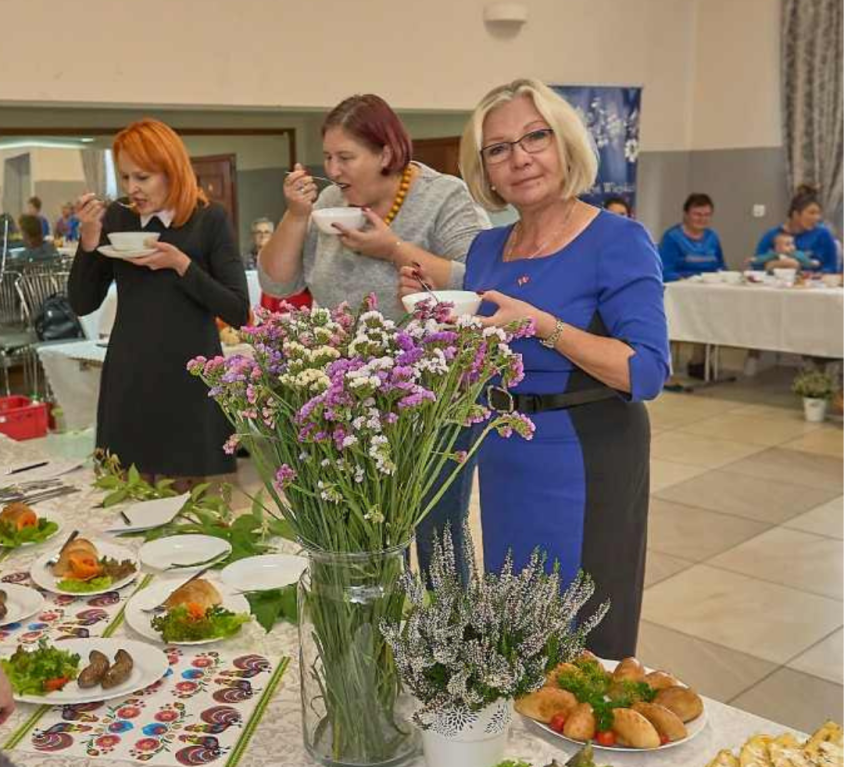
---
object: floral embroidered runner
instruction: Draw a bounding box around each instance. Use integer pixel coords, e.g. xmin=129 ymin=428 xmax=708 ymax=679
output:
xmin=5 ymin=649 xmax=289 ymax=767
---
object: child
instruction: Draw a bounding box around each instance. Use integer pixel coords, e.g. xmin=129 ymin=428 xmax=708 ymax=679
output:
xmin=749 ymin=232 xmax=820 ymax=271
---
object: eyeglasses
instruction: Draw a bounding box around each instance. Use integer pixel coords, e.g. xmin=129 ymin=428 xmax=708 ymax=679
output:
xmin=480 ymin=128 xmax=554 ymax=165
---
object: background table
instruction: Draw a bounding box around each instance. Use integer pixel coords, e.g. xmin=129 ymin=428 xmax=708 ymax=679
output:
xmin=0 ymin=437 xmax=810 ymax=767
xmin=665 ymin=281 xmax=844 ymax=358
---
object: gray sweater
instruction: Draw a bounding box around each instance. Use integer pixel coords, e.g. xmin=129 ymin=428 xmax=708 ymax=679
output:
xmin=259 ymin=163 xmax=488 ymax=320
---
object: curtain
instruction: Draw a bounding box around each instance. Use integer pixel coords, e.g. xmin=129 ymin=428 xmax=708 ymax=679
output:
xmin=79 ymin=149 xmax=108 ymax=197
xmin=781 ymin=0 xmax=843 ymax=231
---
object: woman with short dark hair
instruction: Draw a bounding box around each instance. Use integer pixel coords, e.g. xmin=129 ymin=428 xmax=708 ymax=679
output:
xmin=657 ymin=193 xmax=725 ymax=282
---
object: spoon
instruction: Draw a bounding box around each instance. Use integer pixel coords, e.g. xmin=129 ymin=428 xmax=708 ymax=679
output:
xmin=284 ymin=171 xmax=336 ymax=186
xmin=411 ymin=261 xmax=441 ymax=304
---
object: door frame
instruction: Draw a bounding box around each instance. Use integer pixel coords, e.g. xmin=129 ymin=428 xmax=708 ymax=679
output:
xmin=191 ymin=153 xmax=238 ymax=234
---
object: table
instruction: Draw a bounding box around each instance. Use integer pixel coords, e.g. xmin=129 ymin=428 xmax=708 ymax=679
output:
xmin=665 ymin=281 xmax=844 ymax=359
xmin=0 ymin=437 xmax=808 ymax=767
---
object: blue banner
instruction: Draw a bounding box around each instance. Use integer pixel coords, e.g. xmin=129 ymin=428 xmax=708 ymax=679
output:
xmin=551 ymin=85 xmax=642 ymax=213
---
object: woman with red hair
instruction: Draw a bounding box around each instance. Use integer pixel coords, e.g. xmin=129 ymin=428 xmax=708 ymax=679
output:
xmin=69 ymin=118 xmax=249 ymax=482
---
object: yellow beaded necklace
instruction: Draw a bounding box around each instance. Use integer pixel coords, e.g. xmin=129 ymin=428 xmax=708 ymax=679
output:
xmin=383 ymin=164 xmax=413 ymax=226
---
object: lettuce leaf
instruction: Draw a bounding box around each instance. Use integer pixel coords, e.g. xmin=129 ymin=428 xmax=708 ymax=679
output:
xmin=56 ymin=575 xmax=114 ymax=593
xmin=151 ymin=605 xmax=250 ymax=642
xmin=0 ymin=518 xmax=59 ymax=548
xmin=0 ymin=639 xmax=80 ymax=696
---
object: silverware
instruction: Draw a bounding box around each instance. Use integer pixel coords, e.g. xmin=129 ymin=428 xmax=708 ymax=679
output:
xmin=94 ymin=197 xmax=135 ymax=210
xmin=17 ymin=486 xmax=79 ymax=506
xmin=142 ymin=567 xmax=212 ymax=614
xmin=46 ymin=529 xmax=80 ymax=566
xmin=7 ymin=461 xmax=48 ymax=475
xmin=119 ymin=510 xmax=132 ymax=527
xmin=411 ymin=261 xmax=441 ymax=304
xmin=284 ymin=171 xmax=336 ymax=185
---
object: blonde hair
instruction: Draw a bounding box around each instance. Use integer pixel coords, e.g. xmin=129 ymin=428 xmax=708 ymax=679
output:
xmin=460 ymin=78 xmax=598 ymax=211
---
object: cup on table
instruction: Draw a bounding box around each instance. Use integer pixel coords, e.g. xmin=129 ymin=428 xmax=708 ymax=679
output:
xmin=773 ymin=267 xmax=797 ymax=286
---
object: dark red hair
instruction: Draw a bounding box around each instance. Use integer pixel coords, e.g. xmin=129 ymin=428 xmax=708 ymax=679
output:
xmin=322 ymin=95 xmax=412 ymax=175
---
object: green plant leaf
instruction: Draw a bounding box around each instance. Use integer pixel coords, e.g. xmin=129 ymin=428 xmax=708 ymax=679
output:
xmin=102 ymin=488 xmax=128 ymax=507
xmin=246 ymin=585 xmax=298 ymax=633
xmin=127 ymin=465 xmax=141 ymax=485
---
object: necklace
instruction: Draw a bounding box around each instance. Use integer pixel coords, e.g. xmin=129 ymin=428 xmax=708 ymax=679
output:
xmin=383 ymin=165 xmax=414 ymax=226
xmin=504 ymin=199 xmax=578 ymax=262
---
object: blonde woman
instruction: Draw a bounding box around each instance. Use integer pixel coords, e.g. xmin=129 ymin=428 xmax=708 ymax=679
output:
xmin=402 ymin=79 xmax=669 ymax=658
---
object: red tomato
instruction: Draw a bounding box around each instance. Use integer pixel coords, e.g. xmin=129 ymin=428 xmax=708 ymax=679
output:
xmin=548 ymin=713 xmax=567 ymax=733
xmin=596 ymin=730 xmax=616 ymax=746
xmin=660 ymin=734 xmax=670 ymax=745
xmin=43 ymin=676 xmax=69 ymax=692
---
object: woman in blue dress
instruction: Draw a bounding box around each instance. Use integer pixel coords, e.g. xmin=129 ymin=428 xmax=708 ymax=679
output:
xmin=401 ymin=79 xmax=670 ymax=658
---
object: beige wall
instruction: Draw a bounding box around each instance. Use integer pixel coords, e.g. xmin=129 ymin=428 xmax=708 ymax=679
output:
xmin=690 ymin=0 xmax=782 ymax=149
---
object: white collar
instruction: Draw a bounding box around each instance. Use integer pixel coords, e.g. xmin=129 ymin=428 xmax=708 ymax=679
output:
xmin=140 ymin=209 xmax=175 ymax=228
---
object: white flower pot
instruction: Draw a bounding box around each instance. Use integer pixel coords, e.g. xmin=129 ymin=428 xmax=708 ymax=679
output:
xmin=421 ymin=699 xmax=512 ymax=767
xmin=803 ymin=397 xmax=828 ymax=423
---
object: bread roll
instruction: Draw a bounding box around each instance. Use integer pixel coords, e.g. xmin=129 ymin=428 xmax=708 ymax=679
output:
xmin=653 ymin=686 xmax=704 ymax=723
xmin=53 ymin=538 xmax=99 ymax=577
xmin=515 ymin=687 xmax=577 ymax=723
xmin=562 ymin=702 xmax=596 ymax=742
xmin=612 ymin=657 xmax=646 ymax=682
xmin=611 ymin=707 xmax=661 ymax=748
xmin=644 ymin=670 xmax=681 ymax=690
xmin=545 ymin=662 xmax=579 ymax=688
xmin=164 ymin=579 xmax=222 ymax=611
xmin=632 ymin=701 xmax=687 ymax=742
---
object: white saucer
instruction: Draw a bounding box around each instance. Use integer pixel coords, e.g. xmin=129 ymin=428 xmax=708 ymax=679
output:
xmin=139 ymin=534 xmax=232 ymax=572
xmin=221 ymin=554 xmax=307 ymax=592
xmin=0 ymin=583 xmax=46 ymax=627
xmin=97 ymin=245 xmax=156 ymax=260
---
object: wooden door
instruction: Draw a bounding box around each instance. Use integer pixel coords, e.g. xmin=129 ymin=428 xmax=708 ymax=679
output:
xmin=412 ymin=137 xmax=461 ymax=177
xmin=192 ymin=154 xmax=238 ymax=232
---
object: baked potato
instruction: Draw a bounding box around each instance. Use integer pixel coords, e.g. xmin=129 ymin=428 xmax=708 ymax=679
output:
xmin=653 ymin=686 xmax=704 ymax=723
xmin=101 ymin=649 xmax=133 ymax=689
xmin=78 ymin=650 xmax=110 ymax=689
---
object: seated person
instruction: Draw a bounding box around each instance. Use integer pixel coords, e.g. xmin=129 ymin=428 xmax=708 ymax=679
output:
xmin=749 ymin=231 xmax=820 ymax=271
xmin=658 ymin=193 xmax=725 ymax=281
xmin=54 ymin=203 xmax=80 ymax=242
xmin=243 ymin=217 xmax=274 ymax=269
xmin=15 ymin=215 xmax=59 ymax=263
xmin=25 ymin=196 xmax=50 ymax=237
xmin=604 ymin=195 xmax=631 ymax=217
xmin=755 ymin=185 xmax=839 ymax=273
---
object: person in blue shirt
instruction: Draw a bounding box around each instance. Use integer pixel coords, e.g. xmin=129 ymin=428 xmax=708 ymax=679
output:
xmin=755 ymin=186 xmax=840 ymax=273
xmin=25 ymin=196 xmax=50 ymax=238
xmin=400 ymin=78 xmax=670 ymax=658
xmin=54 ymin=203 xmax=80 ymax=242
xmin=658 ymin=194 xmax=725 ymax=281
xmin=749 ymin=231 xmax=819 ymax=271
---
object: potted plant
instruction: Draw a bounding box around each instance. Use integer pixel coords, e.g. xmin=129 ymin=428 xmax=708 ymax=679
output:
xmin=381 ymin=524 xmax=608 ymax=767
xmin=792 ymin=369 xmax=834 ymax=422
xmin=190 ymin=297 xmax=534 ymax=767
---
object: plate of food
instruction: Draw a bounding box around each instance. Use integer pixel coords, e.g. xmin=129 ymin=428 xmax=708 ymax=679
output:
xmin=0 ymin=637 xmax=169 ymax=705
xmin=0 ymin=583 xmax=46 ymax=627
xmin=0 ymin=503 xmax=61 ymax=548
xmin=516 ymin=653 xmax=706 ymax=751
xmin=30 ymin=537 xmax=139 ymax=596
xmin=704 ymin=720 xmax=842 ymax=766
xmin=139 ymin=534 xmax=232 ymax=572
xmin=125 ymin=576 xmax=251 ymax=645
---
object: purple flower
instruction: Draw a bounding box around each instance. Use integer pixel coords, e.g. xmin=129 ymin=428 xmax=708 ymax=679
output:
xmin=222 ymin=434 xmax=241 ymax=455
xmin=186 ymin=356 xmax=207 ymax=374
xmin=398 ymin=388 xmax=436 ymax=409
xmin=274 ymin=464 xmax=297 ymax=489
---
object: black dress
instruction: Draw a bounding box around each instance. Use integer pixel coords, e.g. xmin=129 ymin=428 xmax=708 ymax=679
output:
xmin=68 ymin=203 xmax=249 ymax=477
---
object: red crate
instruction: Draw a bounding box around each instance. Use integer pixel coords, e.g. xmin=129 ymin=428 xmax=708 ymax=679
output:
xmin=0 ymin=396 xmax=49 ymax=440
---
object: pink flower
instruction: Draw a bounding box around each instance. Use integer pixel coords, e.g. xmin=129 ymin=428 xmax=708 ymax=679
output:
xmin=222 ymin=434 xmax=241 ymax=455
xmin=274 ymin=464 xmax=297 ymax=489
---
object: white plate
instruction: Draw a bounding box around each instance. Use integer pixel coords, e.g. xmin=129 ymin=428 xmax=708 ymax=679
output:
xmin=0 ymin=584 xmax=46 ymax=627
xmin=139 ymin=534 xmax=232 ymax=572
xmin=97 ymin=245 xmax=156 ymax=260
xmin=125 ymin=577 xmax=250 ymax=645
xmin=0 ymin=461 xmax=83 ymax=484
xmin=5 ymin=637 xmax=169 ymax=705
xmin=30 ymin=540 xmax=139 ymax=596
xmin=221 ymin=554 xmax=307 ymax=592
xmin=530 ymin=659 xmax=708 ymax=752
xmin=105 ymin=493 xmax=190 ymax=534
xmin=0 ymin=509 xmax=63 ymax=549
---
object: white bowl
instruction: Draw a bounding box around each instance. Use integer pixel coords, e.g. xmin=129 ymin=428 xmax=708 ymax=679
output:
xmin=773 ymin=267 xmax=797 ymax=285
xmin=700 ymin=272 xmax=722 ymax=284
xmin=721 ymin=271 xmax=743 ymax=284
xmin=107 ymin=231 xmax=160 ymax=252
xmin=402 ymin=290 xmax=482 ymax=319
xmin=311 ymin=207 xmax=366 ymax=235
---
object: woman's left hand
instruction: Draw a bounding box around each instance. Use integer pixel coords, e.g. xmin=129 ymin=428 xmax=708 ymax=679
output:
xmin=334 ymin=208 xmax=401 ymax=262
xmin=133 ymin=241 xmax=192 ymax=276
xmin=477 ymin=290 xmax=555 ymax=336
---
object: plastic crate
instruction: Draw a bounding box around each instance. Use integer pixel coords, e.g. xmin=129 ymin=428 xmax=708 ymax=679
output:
xmin=0 ymin=396 xmax=49 ymax=441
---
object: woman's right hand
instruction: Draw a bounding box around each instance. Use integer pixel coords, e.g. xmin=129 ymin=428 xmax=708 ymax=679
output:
xmin=76 ymin=192 xmax=106 ymax=251
xmin=284 ymin=163 xmax=318 ymax=218
xmin=398 ymin=265 xmax=426 ymax=298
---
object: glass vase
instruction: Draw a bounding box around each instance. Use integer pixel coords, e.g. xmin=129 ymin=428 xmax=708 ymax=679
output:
xmin=298 ymin=542 xmax=420 ymax=766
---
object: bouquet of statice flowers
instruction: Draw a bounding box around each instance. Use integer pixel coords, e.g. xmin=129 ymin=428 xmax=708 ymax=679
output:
xmin=381 ymin=522 xmax=609 ymax=730
xmin=188 ymin=296 xmax=534 ymax=552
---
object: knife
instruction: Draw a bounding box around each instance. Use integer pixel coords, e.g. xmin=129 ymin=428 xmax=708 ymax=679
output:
xmin=6 ymin=461 xmax=48 ymax=475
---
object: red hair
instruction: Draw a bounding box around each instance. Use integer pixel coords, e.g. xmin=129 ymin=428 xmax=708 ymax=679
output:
xmin=113 ymin=119 xmax=207 ymax=226
xmin=322 ymin=95 xmax=412 ymax=175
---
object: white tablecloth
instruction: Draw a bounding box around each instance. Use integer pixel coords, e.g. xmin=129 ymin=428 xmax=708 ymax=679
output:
xmin=0 ymin=434 xmax=810 ymax=767
xmin=78 ymin=270 xmax=262 ymax=340
xmin=665 ymin=281 xmax=844 ymax=358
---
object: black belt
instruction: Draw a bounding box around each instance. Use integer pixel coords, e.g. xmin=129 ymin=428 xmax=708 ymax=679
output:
xmin=486 ymin=385 xmax=618 ymax=414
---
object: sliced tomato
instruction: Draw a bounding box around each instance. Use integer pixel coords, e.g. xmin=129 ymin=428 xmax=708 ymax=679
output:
xmin=548 ymin=712 xmax=567 ymax=733
xmin=659 ymin=734 xmax=670 ymax=745
xmin=44 ymin=676 xmax=69 ymax=692
xmin=596 ymin=730 xmax=616 ymax=746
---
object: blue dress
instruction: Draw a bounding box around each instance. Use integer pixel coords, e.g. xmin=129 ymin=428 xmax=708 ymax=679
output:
xmin=464 ymin=211 xmax=670 ymax=659
xmin=658 ymin=224 xmax=725 ymax=281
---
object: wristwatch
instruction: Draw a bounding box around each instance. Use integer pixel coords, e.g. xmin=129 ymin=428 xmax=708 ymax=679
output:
xmin=540 ymin=318 xmax=566 ymax=349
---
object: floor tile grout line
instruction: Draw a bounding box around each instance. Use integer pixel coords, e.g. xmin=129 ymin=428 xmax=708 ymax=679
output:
xmin=724 ymin=625 xmax=844 ymax=705
xmin=644 ymin=550 xmax=844 ymax=603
